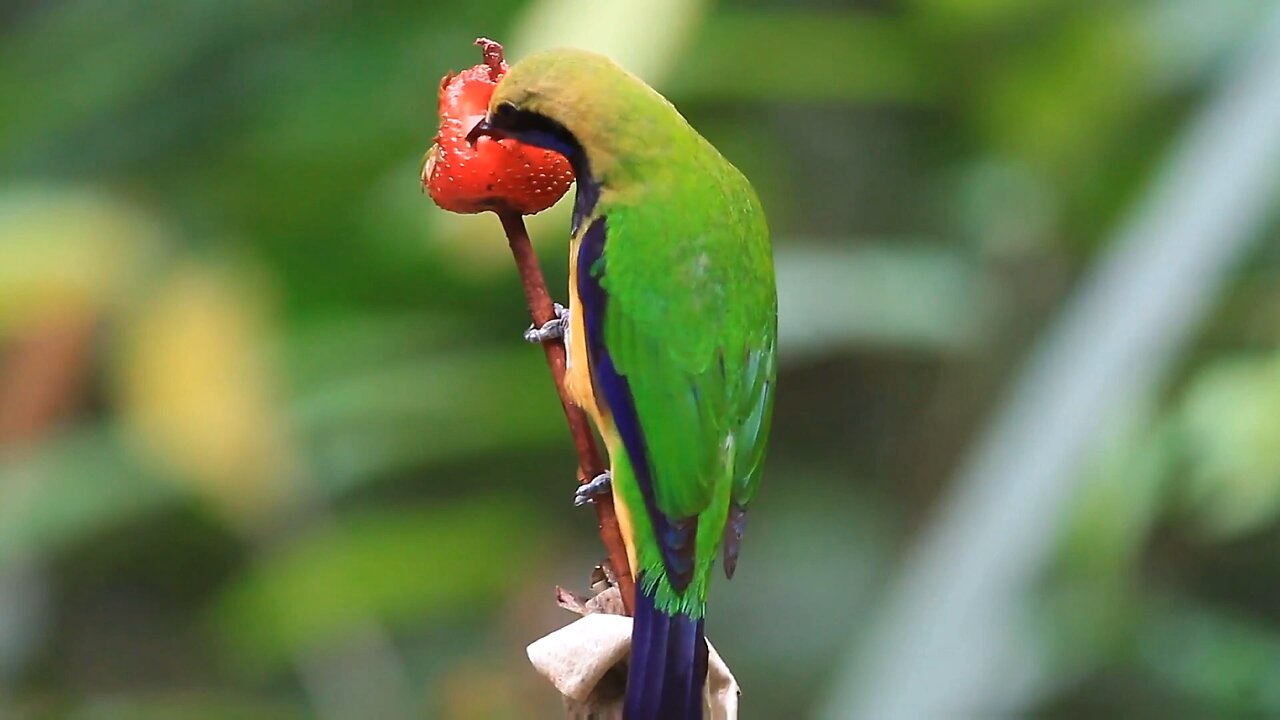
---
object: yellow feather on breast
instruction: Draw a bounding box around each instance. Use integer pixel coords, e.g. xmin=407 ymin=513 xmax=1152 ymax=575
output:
xmin=565 ymin=236 xmax=603 ymax=423
xmin=566 ymin=235 xmax=639 ymax=577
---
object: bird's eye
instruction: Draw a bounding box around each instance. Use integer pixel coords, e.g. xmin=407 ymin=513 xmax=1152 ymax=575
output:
xmin=495 ymin=102 xmax=517 ymax=118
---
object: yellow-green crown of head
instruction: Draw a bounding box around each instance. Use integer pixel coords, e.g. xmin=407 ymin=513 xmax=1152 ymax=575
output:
xmin=489 ymin=48 xmax=689 ymax=182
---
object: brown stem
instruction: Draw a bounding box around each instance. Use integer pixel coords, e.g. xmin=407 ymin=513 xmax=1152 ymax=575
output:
xmin=475 ymin=37 xmax=507 ymax=81
xmin=496 ymin=210 xmax=635 ymax=615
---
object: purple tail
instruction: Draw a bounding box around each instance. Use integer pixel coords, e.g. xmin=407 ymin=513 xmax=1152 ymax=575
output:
xmin=624 ymin=580 xmax=709 ymax=720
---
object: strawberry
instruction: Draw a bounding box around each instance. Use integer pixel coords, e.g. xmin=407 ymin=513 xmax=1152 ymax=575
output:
xmin=423 ymin=38 xmax=574 ymax=215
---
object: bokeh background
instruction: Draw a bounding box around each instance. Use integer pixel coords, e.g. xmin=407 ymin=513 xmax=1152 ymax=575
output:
xmin=4 ymin=0 xmax=1280 ymax=717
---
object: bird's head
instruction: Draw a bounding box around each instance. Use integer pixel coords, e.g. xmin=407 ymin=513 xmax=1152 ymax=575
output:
xmin=468 ymin=48 xmax=670 ymax=186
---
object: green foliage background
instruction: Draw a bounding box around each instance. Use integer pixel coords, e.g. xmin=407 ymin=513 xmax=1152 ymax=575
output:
xmin=2 ymin=0 xmax=1279 ymax=717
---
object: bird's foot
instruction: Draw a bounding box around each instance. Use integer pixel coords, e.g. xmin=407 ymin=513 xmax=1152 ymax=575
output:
xmin=574 ymin=471 xmax=612 ymax=507
xmin=524 ymin=302 xmax=568 ymax=343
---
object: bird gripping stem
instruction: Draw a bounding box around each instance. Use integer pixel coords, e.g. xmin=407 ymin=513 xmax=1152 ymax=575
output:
xmin=496 ymin=210 xmax=636 ymax=615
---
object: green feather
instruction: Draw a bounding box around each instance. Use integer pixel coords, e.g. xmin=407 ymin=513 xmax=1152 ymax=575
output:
xmin=599 ymin=158 xmax=775 ymax=613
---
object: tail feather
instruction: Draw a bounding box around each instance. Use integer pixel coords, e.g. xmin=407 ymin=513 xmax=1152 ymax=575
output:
xmin=625 ymin=580 xmax=706 ymax=720
xmin=657 ymin=612 xmax=698 ymax=719
xmin=689 ymin=619 xmax=708 ymax=719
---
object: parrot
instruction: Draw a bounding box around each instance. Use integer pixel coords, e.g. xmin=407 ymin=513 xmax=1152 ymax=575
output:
xmin=469 ymin=48 xmax=777 ymax=720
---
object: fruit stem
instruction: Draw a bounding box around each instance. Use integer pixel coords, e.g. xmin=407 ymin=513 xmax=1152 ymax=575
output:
xmin=474 ymin=37 xmax=507 ymax=82
xmin=496 ymin=210 xmax=636 ymax=616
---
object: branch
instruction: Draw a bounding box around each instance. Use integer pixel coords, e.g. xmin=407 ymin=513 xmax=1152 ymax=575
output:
xmin=497 ymin=210 xmax=635 ymax=615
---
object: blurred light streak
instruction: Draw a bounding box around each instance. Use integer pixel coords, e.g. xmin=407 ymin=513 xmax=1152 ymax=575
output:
xmin=824 ymin=5 xmax=1280 ymax=718
xmin=508 ymin=0 xmax=709 ymax=86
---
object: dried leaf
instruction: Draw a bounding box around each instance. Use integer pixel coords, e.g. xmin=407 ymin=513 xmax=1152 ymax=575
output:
xmin=527 ymin=614 xmax=741 ymax=718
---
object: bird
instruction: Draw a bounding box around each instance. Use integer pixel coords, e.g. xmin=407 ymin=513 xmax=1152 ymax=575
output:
xmin=469 ymin=48 xmax=777 ymax=720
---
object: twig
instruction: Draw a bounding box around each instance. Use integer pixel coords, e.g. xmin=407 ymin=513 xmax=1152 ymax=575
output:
xmin=497 ymin=210 xmax=635 ymax=615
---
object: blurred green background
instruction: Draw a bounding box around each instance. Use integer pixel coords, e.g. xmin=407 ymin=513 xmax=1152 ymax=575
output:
xmin=4 ymin=0 xmax=1280 ymax=717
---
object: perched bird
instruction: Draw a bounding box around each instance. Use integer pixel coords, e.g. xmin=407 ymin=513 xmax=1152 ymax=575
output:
xmin=470 ymin=49 xmax=776 ymax=720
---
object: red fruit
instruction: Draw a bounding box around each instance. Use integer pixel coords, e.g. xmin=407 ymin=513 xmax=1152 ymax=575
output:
xmin=423 ymin=38 xmax=574 ymax=215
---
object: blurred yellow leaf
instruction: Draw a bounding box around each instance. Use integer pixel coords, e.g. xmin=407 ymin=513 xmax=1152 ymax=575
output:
xmin=115 ymin=261 xmax=296 ymax=527
xmin=0 ymin=188 xmax=160 ymax=335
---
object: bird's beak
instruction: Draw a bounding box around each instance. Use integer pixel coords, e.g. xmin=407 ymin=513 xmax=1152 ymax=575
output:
xmin=466 ymin=118 xmax=508 ymax=144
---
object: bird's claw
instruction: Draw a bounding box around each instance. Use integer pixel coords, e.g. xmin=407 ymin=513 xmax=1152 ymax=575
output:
xmin=524 ymin=302 xmax=568 ymax=343
xmin=574 ymin=471 xmax=612 ymax=507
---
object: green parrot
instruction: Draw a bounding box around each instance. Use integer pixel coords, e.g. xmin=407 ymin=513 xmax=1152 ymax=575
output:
xmin=470 ymin=48 xmax=776 ymax=719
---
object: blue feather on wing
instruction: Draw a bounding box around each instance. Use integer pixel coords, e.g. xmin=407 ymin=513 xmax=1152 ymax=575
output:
xmin=577 ymin=217 xmax=698 ymax=591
